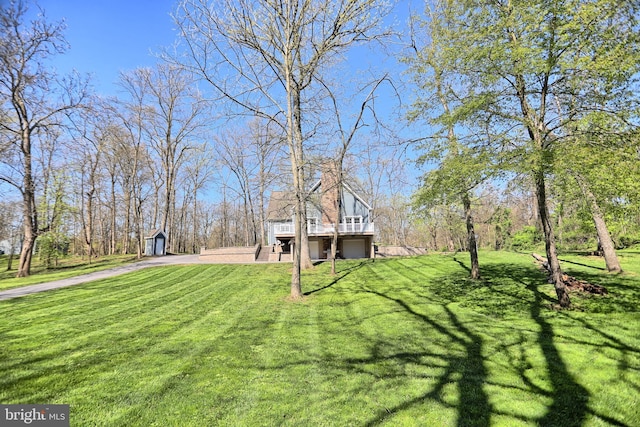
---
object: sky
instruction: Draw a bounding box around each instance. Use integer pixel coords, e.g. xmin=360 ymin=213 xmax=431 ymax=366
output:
xmin=20 ymin=0 xmax=427 ymax=190
xmin=30 ymin=0 xmax=418 ymax=98
xmin=33 ymin=0 xmax=179 ymax=95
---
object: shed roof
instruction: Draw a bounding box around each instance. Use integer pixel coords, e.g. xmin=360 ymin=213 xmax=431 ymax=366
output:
xmin=145 ymin=229 xmax=167 ymax=239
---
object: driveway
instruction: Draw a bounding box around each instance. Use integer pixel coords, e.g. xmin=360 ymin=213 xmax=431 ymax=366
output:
xmin=0 ymin=255 xmax=210 ymax=302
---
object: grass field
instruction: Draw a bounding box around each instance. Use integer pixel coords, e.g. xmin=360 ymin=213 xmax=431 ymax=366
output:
xmin=0 ymin=251 xmax=638 ymax=426
xmin=0 ymin=254 xmax=139 ymax=291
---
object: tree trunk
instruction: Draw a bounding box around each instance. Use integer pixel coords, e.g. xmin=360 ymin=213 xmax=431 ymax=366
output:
xmin=462 ymin=192 xmax=480 ymax=279
xmin=287 ymin=68 xmax=303 ymax=299
xmin=110 ymin=177 xmax=117 ymax=255
xmin=192 ymin=191 xmax=199 ymax=254
xmin=17 ymin=137 xmax=37 ymax=278
xmin=534 ymin=170 xmax=570 ymax=307
xmin=84 ymin=189 xmax=95 ymax=262
xmin=575 ymin=174 xmax=622 ymax=273
xmin=123 ymin=189 xmax=132 ymax=254
xmin=300 ymin=211 xmax=313 ymax=269
xmin=17 ymin=230 xmax=35 ymax=278
xmin=6 ymin=249 xmax=14 ymax=271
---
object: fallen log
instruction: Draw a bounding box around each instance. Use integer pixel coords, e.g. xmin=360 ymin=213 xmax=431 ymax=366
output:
xmin=531 ymin=253 xmax=608 ymax=295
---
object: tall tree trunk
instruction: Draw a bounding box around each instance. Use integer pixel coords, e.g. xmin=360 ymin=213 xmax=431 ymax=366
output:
xmin=300 ymin=211 xmax=313 ymax=269
xmin=135 ymin=197 xmax=144 ymax=258
xmin=287 ymin=77 xmax=304 ymax=298
xmin=511 ymin=35 xmax=569 ymax=306
xmin=83 ymin=188 xmax=95 ymax=263
xmin=123 ymin=189 xmax=132 ymax=254
xmin=575 ymin=174 xmax=622 ymax=272
xmin=258 ymin=165 xmax=267 ymax=246
xmin=534 ymin=169 xmax=570 ymax=307
xmin=17 ymin=137 xmax=37 ymax=278
xmin=17 ymin=213 xmax=36 ymax=278
xmin=192 ymin=191 xmax=199 ymax=253
xmin=462 ymin=192 xmax=480 ymax=279
xmin=243 ymin=193 xmax=250 ymax=246
xmin=110 ymin=177 xmax=117 ymax=255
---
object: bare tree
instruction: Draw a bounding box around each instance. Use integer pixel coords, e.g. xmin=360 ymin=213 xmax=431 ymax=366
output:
xmin=70 ymin=106 xmax=105 ymax=261
xmin=214 ymin=130 xmax=260 ymax=246
xmin=125 ymin=65 xmax=208 ymax=252
xmin=248 ymin=119 xmax=285 ymax=247
xmin=321 ymin=75 xmax=392 ymax=274
xmin=171 ymin=0 xmax=390 ymax=298
xmin=110 ymin=80 xmax=156 ymax=258
xmin=0 ymin=1 xmax=89 ymax=276
xmin=0 ymin=200 xmax=21 ymax=270
xmin=182 ymin=144 xmax=216 ymax=252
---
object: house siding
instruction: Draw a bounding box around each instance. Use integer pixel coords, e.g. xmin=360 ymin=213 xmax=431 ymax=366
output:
xmin=340 ymin=188 xmax=370 ymax=223
xmin=265 ymin=175 xmax=374 ymax=259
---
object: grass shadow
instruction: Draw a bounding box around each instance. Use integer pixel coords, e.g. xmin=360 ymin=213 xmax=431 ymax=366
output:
xmin=355 ymin=261 xmax=492 ymax=427
xmin=558 ymin=257 xmax=607 ymax=271
xmin=427 ymin=259 xmax=636 ymax=426
xmin=360 ymin=288 xmax=491 ymax=427
xmin=472 ymin=262 xmax=635 ymax=426
xmin=304 ymin=260 xmax=370 ymax=296
xmin=453 ymin=254 xmax=472 ymax=274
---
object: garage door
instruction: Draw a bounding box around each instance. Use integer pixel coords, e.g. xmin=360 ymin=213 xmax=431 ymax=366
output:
xmin=342 ymin=239 xmax=365 ymax=259
xmin=310 ymin=240 xmax=321 ymax=259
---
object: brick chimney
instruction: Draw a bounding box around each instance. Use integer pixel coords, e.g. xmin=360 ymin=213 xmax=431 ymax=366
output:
xmin=321 ymin=162 xmax=340 ymax=226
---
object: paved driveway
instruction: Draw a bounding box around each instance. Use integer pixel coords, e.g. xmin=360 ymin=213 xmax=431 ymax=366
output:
xmin=0 ymin=255 xmax=210 ymax=302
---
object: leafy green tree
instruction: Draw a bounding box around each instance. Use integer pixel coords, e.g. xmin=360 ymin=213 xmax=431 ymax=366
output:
xmin=559 ymin=133 xmax=640 ymax=269
xmin=408 ymin=5 xmax=499 ymax=279
xmin=37 ymin=231 xmax=69 ymax=269
xmin=409 ymin=0 xmax=640 ymax=307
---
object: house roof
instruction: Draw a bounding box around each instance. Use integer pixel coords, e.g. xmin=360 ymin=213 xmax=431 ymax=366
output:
xmin=266 ymin=180 xmax=372 ymax=222
xmin=266 ymin=191 xmax=296 ymax=221
xmin=310 ymin=179 xmax=373 ymax=211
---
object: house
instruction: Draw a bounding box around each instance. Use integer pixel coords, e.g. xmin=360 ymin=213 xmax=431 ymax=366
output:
xmin=266 ymin=166 xmax=375 ymax=260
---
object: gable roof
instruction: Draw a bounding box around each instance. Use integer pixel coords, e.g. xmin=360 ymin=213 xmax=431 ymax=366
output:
xmin=266 ymin=180 xmax=372 ymax=223
xmin=266 ymin=191 xmax=296 ymax=221
xmin=310 ymin=179 xmax=373 ymax=211
xmin=145 ymin=229 xmax=167 ymax=239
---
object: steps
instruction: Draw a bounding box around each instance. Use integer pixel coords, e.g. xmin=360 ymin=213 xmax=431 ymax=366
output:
xmin=256 ymin=246 xmax=271 ymax=262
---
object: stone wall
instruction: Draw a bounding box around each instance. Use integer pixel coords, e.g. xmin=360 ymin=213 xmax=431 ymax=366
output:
xmin=375 ymin=245 xmax=427 ymax=257
xmin=199 ymin=244 xmax=261 ymax=263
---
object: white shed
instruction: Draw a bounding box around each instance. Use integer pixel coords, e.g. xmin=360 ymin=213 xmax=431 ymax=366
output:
xmin=145 ymin=229 xmax=167 ymax=256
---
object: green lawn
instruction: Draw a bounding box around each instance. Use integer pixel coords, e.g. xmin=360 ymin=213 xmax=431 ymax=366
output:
xmin=0 ymin=254 xmax=140 ymax=291
xmin=0 ymin=252 xmax=638 ymax=426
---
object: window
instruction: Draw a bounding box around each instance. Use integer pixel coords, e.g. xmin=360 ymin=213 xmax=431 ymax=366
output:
xmin=345 ymin=216 xmax=362 ymax=232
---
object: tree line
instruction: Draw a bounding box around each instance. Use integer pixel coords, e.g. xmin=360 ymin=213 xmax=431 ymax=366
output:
xmin=1 ymin=0 xmax=639 ymax=308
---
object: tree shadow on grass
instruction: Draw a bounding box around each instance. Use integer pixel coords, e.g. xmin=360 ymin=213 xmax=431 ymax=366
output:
xmin=528 ymin=279 xmax=590 ymax=427
xmin=558 ymin=257 xmax=607 ymax=271
xmin=365 ymin=257 xmax=632 ymax=426
xmin=303 ymin=260 xmax=371 ymax=296
xmin=453 ymin=254 xmax=472 ymax=275
xmin=294 ymin=255 xmax=636 ymax=425
xmin=355 ymin=273 xmax=491 ymax=426
xmin=473 ymin=262 xmax=636 ymax=426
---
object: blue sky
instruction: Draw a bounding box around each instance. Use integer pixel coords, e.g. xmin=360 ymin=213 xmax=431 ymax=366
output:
xmin=28 ymin=0 xmax=428 ymax=189
xmin=33 ymin=0 xmax=419 ymax=97
xmin=35 ymin=0 xmax=178 ymax=95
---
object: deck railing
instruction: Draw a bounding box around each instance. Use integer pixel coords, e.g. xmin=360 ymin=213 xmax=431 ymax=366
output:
xmin=274 ymin=222 xmax=374 ymax=235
